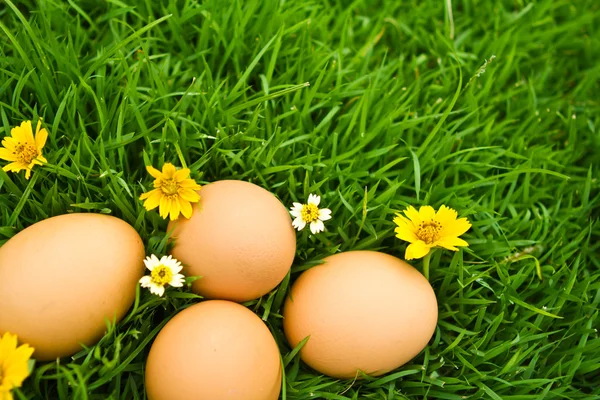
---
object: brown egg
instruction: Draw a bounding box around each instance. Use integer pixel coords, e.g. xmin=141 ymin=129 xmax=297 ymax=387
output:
xmin=168 ymin=180 xmax=296 ymax=302
xmin=283 ymin=251 xmax=438 ymax=379
xmin=145 ymin=300 xmax=281 ymax=400
xmin=0 ymin=213 xmax=145 ymax=361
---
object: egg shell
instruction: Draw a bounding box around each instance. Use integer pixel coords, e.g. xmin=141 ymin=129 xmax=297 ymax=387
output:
xmin=283 ymin=250 xmax=438 ymax=379
xmin=167 ymin=180 xmax=296 ymax=302
xmin=145 ymin=300 xmax=281 ymax=400
xmin=0 ymin=213 xmax=145 ymax=361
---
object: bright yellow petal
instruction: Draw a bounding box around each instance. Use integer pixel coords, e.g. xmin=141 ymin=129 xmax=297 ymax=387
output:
xmin=179 ymin=179 xmax=201 ymax=190
xmin=441 ymin=217 xmax=471 ymax=237
xmin=19 ymin=120 xmax=35 ymax=144
xmin=173 ymin=168 xmax=190 ymax=181
xmin=418 ymin=205 xmax=436 ymax=221
xmin=403 ymin=205 xmax=422 ymax=224
xmin=3 ymin=162 xmax=24 ymax=173
xmin=178 ymin=188 xmax=200 ymax=202
xmin=169 ymin=198 xmax=181 ymax=220
xmin=25 ymin=168 xmax=32 ymax=179
xmin=146 ymin=165 xmax=162 ymax=179
xmin=2 ymin=137 xmax=16 ymax=149
xmin=435 ymin=205 xmax=458 ymax=225
xmin=35 ymin=127 xmax=48 ymax=151
xmin=394 ymin=215 xmax=419 ymax=243
xmin=142 ymin=190 xmax=163 ymax=211
xmin=35 ymin=155 xmax=47 ymax=164
xmin=0 ymin=332 xmax=18 ymax=355
xmin=162 ymin=163 xmax=177 ymax=178
xmin=159 ymin=196 xmax=171 ymax=219
xmin=179 ymin=198 xmax=193 ymax=219
xmin=405 ymin=241 xmax=431 ymax=260
xmin=0 ymin=148 xmax=17 ymax=161
xmin=435 ymin=236 xmax=469 ymax=251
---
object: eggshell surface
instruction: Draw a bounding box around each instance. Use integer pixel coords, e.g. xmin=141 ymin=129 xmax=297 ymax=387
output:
xmin=0 ymin=213 xmax=145 ymax=361
xmin=168 ymin=180 xmax=296 ymax=302
xmin=283 ymin=251 xmax=438 ymax=379
xmin=145 ymin=300 xmax=281 ymax=400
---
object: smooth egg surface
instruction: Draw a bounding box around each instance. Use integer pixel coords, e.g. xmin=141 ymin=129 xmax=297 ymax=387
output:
xmin=283 ymin=250 xmax=438 ymax=379
xmin=0 ymin=213 xmax=145 ymax=360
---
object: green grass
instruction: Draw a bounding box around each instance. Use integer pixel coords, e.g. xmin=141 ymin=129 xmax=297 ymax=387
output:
xmin=1 ymin=0 xmax=599 ymax=399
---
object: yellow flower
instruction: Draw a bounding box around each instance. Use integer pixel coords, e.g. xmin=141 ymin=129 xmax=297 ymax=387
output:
xmin=139 ymin=162 xmax=201 ymax=221
xmin=0 ymin=120 xmax=48 ymax=179
xmin=0 ymin=332 xmax=35 ymax=400
xmin=393 ymin=205 xmax=471 ymax=260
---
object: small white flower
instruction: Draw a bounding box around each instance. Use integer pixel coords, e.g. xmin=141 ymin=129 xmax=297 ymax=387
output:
xmin=139 ymin=254 xmax=185 ymax=297
xmin=289 ymin=193 xmax=332 ymax=234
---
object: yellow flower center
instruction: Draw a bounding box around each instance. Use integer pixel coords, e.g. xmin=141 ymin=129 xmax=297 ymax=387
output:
xmin=160 ymin=178 xmax=179 ymax=196
xmin=301 ymin=204 xmax=320 ymax=223
xmin=14 ymin=142 xmax=39 ymax=165
xmin=417 ymin=220 xmax=442 ymax=244
xmin=151 ymin=265 xmax=173 ymax=286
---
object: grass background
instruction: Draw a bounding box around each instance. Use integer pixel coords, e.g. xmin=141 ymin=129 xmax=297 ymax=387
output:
xmin=1 ymin=0 xmax=599 ymax=398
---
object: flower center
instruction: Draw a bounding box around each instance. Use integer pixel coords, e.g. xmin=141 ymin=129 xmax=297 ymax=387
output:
xmin=160 ymin=179 xmax=179 ymax=196
xmin=151 ymin=265 xmax=173 ymax=286
xmin=301 ymin=204 xmax=320 ymax=223
xmin=14 ymin=142 xmax=39 ymax=165
xmin=417 ymin=220 xmax=442 ymax=244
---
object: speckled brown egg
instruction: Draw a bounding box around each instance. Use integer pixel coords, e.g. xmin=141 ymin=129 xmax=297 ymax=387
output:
xmin=0 ymin=213 xmax=145 ymax=361
xmin=167 ymin=180 xmax=296 ymax=302
xmin=283 ymin=251 xmax=438 ymax=379
xmin=145 ymin=300 xmax=281 ymax=400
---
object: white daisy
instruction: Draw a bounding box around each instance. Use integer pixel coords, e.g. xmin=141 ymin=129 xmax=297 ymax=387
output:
xmin=289 ymin=193 xmax=332 ymax=234
xmin=139 ymin=254 xmax=185 ymax=297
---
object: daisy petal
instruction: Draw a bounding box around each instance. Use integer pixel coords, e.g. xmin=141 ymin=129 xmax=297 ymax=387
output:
xmin=139 ymin=276 xmax=152 ymax=286
xmin=0 ymin=148 xmax=17 ymax=161
xmin=180 ymin=199 xmax=193 ymax=219
xmin=162 ymin=163 xmax=177 ymax=178
xmin=292 ymin=217 xmax=306 ymax=231
xmin=36 ymin=126 xmax=48 ymax=150
xmin=307 ymin=194 xmax=321 ymax=206
xmin=403 ymin=206 xmax=422 ymax=225
xmin=436 ymin=236 xmax=469 ymax=251
xmin=435 ymin=205 xmax=458 ymax=225
xmin=310 ymin=219 xmax=325 ymax=234
xmin=394 ymin=224 xmax=419 ymax=243
xmin=173 ymin=168 xmax=191 ymax=181
xmin=441 ymin=217 xmax=472 ymax=237
xmin=318 ymin=208 xmax=332 ymax=221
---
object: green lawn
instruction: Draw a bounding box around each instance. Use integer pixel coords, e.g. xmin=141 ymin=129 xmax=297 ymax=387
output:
xmin=1 ymin=0 xmax=599 ymax=399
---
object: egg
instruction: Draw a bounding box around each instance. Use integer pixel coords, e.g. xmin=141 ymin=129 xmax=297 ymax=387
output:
xmin=145 ymin=300 xmax=281 ymax=400
xmin=0 ymin=213 xmax=145 ymax=361
xmin=283 ymin=251 xmax=438 ymax=379
xmin=168 ymin=180 xmax=296 ymax=302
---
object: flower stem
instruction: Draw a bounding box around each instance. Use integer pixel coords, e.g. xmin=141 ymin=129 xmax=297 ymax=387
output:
xmin=423 ymin=252 xmax=432 ymax=280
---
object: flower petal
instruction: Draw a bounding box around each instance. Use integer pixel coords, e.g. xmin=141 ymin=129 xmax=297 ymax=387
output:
xmin=146 ymin=165 xmax=162 ymax=179
xmin=441 ymin=217 xmax=472 ymax=238
xmin=405 ymin=241 xmax=431 ymax=260
xmin=292 ymin=217 xmax=306 ymax=231
xmin=394 ymin=224 xmax=419 ymax=243
xmin=173 ymin=168 xmax=191 ymax=181
xmin=139 ymin=276 xmax=152 ymax=286
xmin=318 ymin=208 xmax=332 ymax=221
xmin=161 ymin=163 xmax=177 ymax=178
xmin=169 ymin=198 xmax=181 ymax=220
xmin=179 ymin=179 xmax=201 ymax=189
xmin=178 ymin=188 xmax=200 ymax=202
xmin=436 ymin=236 xmax=469 ymax=251
xmin=3 ymin=161 xmax=24 ymax=172
xmin=142 ymin=190 xmax=163 ymax=211
xmin=35 ymin=126 xmax=48 ymax=150
xmin=169 ymin=274 xmax=185 ymax=287
xmin=402 ymin=206 xmax=422 ymax=225
xmin=307 ymin=194 xmax=320 ymax=206
xmin=310 ymin=219 xmax=325 ymax=234
xmin=159 ymin=196 xmax=171 ymax=219
xmin=435 ymin=205 xmax=458 ymax=225
xmin=418 ymin=205 xmax=436 ymax=221
xmin=179 ymin=199 xmax=193 ymax=219
xmin=0 ymin=147 xmax=17 ymax=161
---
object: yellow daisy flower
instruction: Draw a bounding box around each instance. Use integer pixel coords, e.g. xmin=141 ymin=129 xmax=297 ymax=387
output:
xmin=393 ymin=205 xmax=471 ymax=260
xmin=0 ymin=120 xmax=48 ymax=179
xmin=0 ymin=332 xmax=35 ymax=400
xmin=139 ymin=162 xmax=201 ymax=221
